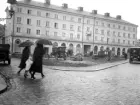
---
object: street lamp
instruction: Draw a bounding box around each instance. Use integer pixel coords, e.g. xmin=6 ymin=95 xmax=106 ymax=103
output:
xmin=0 ymin=7 xmax=14 ymax=21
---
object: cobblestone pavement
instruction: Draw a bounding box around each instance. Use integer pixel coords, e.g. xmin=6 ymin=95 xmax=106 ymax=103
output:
xmin=0 ymin=58 xmax=140 ymax=105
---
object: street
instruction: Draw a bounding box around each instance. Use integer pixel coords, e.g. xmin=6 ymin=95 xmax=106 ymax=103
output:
xmin=0 ymin=58 xmax=140 ymax=105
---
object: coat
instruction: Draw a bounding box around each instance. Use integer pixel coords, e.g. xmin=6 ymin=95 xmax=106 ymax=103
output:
xmin=19 ymin=47 xmax=30 ymax=69
xmin=29 ymin=44 xmax=45 ymax=73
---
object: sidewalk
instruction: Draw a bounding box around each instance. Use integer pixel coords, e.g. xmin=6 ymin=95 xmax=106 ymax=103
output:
xmin=46 ymin=60 xmax=129 ymax=72
xmin=0 ymin=73 xmax=7 ymax=94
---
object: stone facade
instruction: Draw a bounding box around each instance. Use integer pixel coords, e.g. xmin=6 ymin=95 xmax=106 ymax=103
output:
xmin=5 ymin=0 xmax=138 ymax=56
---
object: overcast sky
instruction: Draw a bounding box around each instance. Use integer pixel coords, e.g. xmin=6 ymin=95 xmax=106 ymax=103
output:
xmin=0 ymin=0 xmax=139 ymax=38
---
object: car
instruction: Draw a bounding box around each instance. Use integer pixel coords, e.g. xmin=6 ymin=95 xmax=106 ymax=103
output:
xmin=51 ymin=46 xmax=67 ymax=60
xmin=0 ymin=44 xmax=11 ymax=65
xmin=129 ymin=47 xmax=140 ymax=63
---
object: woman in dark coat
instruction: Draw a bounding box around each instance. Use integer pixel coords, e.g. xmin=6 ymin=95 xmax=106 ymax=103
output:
xmin=17 ymin=46 xmax=30 ymax=75
xmin=29 ymin=43 xmax=45 ymax=79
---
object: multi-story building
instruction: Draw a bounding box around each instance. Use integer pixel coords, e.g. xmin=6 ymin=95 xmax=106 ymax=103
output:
xmin=5 ymin=0 xmax=138 ymax=55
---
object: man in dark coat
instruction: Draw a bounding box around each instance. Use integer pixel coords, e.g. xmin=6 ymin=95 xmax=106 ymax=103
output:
xmin=29 ymin=43 xmax=45 ymax=79
xmin=17 ymin=46 xmax=30 ymax=75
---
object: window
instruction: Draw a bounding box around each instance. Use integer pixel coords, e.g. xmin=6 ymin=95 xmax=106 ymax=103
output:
xmin=102 ymin=22 xmax=104 ymax=26
xmin=128 ymin=33 xmax=130 ymax=38
xmin=17 ymin=17 xmax=21 ymax=24
xmin=62 ymin=32 xmax=66 ymax=37
xmin=71 ymin=17 xmax=74 ymax=21
xmin=118 ymin=32 xmax=121 ymax=37
xmin=113 ymin=24 xmax=115 ymax=28
xmin=37 ymin=11 xmax=41 ymax=16
xmin=118 ymin=25 xmax=121 ymax=29
xmin=108 ymin=24 xmax=110 ymax=28
xmin=123 ymin=26 xmax=126 ymax=30
xmin=70 ymin=33 xmax=73 ymax=39
xmin=54 ymin=23 xmax=58 ymax=28
xmin=101 ymin=37 xmax=104 ymax=41
xmin=78 ymin=18 xmax=81 ymax=23
xmin=17 ymin=27 xmax=21 ymax=33
xmin=118 ymin=39 xmax=120 ymax=43
xmin=95 ymin=29 xmax=98 ymax=34
xmin=113 ymin=31 xmax=115 ymax=36
xmin=95 ymin=36 xmax=97 ymax=40
xmin=37 ymin=20 xmax=41 ymax=26
xmin=133 ymin=28 xmax=135 ymax=32
xmin=78 ymin=26 xmax=81 ymax=32
xmin=96 ymin=21 xmax=98 ymax=25
xmin=87 ymin=20 xmax=90 ymax=24
xmin=36 ymin=30 xmax=40 ymax=35
xmin=55 ymin=14 xmax=58 ymax=19
xmin=133 ymin=34 xmax=135 ymax=38
xmin=123 ymin=33 xmax=126 ymax=37
xmin=133 ymin=41 xmax=135 ymax=45
xmin=101 ymin=30 xmax=104 ymax=35
xmin=77 ymin=34 xmax=80 ymax=39
xmin=70 ymin=25 xmax=74 ymax=31
xmin=87 ymin=27 xmax=90 ymax=32
xmin=107 ymin=31 xmax=110 ymax=36
xmin=63 ymin=16 xmax=66 ymax=20
xmin=62 ymin=24 xmax=66 ymax=29
xmin=17 ymin=8 xmax=22 ymax=13
xmin=46 ymin=21 xmax=49 ymax=27
xmin=27 ymin=19 xmax=31 ymax=25
xmin=46 ymin=13 xmax=50 ymax=17
xmin=27 ymin=28 xmax=31 ymax=34
xmin=54 ymin=32 xmax=57 ymax=36
xmin=123 ymin=40 xmax=125 ymax=44
xmin=46 ymin=31 xmax=49 ymax=36
xmin=27 ymin=10 xmax=31 ymax=14
xmin=128 ymin=40 xmax=130 ymax=44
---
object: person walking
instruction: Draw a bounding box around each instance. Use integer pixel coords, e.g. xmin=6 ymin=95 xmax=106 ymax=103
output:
xmin=17 ymin=46 xmax=30 ymax=75
xmin=29 ymin=43 xmax=45 ymax=79
xmin=24 ymin=55 xmax=33 ymax=78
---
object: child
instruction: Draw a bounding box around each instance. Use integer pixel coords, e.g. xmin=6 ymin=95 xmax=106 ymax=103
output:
xmin=24 ymin=56 xmax=33 ymax=78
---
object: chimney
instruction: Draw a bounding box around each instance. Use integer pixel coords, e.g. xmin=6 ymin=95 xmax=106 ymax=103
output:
xmin=44 ymin=0 xmax=50 ymax=5
xmin=116 ymin=15 xmax=121 ymax=20
xmin=92 ymin=10 xmax=97 ymax=14
xmin=78 ymin=7 xmax=83 ymax=11
xmin=104 ymin=12 xmax=110 ymax=17
xmin=62 ymin=3 xmax=68 ymax=8
xmin=7 ymin=0 xmax=17 ymax=4
xmin=25 ymin=0 xmax=31 ymax=3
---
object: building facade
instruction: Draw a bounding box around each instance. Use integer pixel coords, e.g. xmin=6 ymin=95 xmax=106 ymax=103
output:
xmin=5 ymin=0 xmax=138 ymax=55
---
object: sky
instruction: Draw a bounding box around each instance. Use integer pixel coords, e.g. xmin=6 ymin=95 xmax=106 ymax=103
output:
xmin=0 ymin=0 xmax=140 ymax=38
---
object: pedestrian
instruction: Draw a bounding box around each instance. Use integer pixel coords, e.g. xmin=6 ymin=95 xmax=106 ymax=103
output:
xmin=17 ymin=46 xmax=30 ymax=75
xmin=29 ymin=43 xmax=45 ymax=79
xmin=24 ymin=55 xmax=33 ymax=78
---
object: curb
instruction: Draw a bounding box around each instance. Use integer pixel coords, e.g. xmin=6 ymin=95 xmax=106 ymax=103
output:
xmin=0 ymin=73 xmax=8 ymax=94
xmin=47 ymin=61 xmax=128 ymax=72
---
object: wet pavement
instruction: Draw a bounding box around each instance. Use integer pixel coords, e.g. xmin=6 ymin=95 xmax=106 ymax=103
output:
xmin=0 ymin=58 xmax=140 ymax=105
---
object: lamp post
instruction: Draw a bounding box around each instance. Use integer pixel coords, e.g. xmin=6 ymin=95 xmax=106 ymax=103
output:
xmin=0 ymin=7 xmax=15 ymax=52
xmin=0 ymin=7 xmax=14 ymax=21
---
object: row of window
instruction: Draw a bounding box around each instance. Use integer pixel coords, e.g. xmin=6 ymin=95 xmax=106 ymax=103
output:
xmin=95 ymin=36 xmax=135 ymax=45
xmin=17 ymin=17 xmax=90 ymax=32
xmin=95 ymin=21 xmax=136 ymax=32
xmin=17 ymin=17 xmax=136 ymax=38
xmin=95 ymin=29 xmax=135 ymax=38
xmin=17 ymin=7 xmax=136 ymax=32
xmin=16 ymin=27 xmax=135 ymax=45
xmin=16 ymin=27 xmax=81 ymax=39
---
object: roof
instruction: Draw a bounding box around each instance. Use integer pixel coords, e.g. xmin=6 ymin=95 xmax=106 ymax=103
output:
xmin=16 ymin=0 xmax=137 ymax=26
